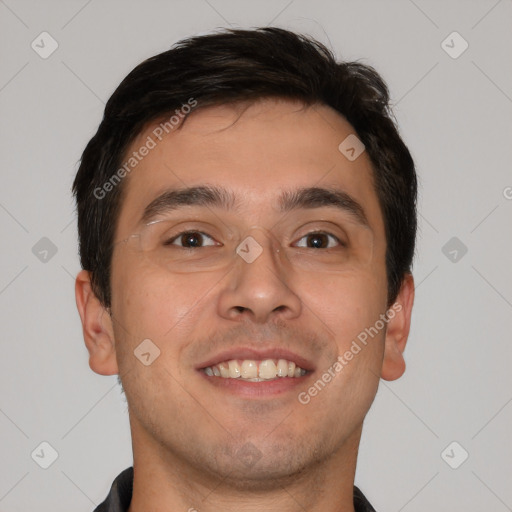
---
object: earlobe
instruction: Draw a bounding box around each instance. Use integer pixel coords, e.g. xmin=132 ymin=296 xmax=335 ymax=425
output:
xmin=75 ymin=270 xmax=119 ymax=376
xmin=380 ymin=273 xmax=415 ymax=381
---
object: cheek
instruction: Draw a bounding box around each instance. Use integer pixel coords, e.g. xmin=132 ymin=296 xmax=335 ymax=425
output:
xmin=302 ymin=268 xmax=387 ymax=339
xmin=111 ymin=260 xmax=217 ymax=356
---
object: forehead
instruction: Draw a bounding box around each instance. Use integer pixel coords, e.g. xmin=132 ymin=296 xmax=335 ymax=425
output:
xmin=116 ymin=98 xmax=384 ymax=237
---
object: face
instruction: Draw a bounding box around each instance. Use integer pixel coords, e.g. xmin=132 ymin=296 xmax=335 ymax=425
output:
xmin=80 ymin=98 xmax=412 ymax=489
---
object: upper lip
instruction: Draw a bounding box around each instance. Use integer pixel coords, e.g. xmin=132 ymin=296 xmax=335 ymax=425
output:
xmin=196 ymin=347 xmax=316 ymax=372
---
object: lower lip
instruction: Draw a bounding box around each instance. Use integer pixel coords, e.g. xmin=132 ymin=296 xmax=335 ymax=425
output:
xmin=198 ymin=371 xmax=312 ymax=398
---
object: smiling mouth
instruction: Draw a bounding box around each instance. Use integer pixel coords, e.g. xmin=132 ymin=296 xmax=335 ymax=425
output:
xmin=202 ymin=358 xmax=309 ymax=382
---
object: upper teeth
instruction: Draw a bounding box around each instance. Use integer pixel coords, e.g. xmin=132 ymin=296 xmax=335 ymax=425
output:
xmin=203 ymin=359 xmax=307 ymax=380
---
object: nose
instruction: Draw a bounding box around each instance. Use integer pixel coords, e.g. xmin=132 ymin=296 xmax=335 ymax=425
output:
xmin=217 ymin=227 xmax=302 ymax=324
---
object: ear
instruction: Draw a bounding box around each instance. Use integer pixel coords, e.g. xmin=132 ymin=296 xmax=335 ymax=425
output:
xmin=380 ymin=273 xmax=415 ymax=381
xmin=75 ymin=270 xmax=119 ymax=376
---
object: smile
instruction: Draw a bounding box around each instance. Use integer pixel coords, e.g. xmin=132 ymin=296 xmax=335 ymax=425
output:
xmin=202 ymin=358 xmax=308 ymax=381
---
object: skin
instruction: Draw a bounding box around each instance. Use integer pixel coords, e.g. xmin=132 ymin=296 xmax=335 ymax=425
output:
xmin=76 ymin=98 xmax=414 ymax=512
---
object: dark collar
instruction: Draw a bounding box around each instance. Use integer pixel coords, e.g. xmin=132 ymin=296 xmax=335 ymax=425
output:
xmin=93 ymin=466 xmax=377 ymax=511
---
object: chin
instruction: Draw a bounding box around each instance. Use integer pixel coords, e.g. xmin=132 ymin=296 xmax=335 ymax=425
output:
xmin=202 ymin=437 xmax=330 ymax=491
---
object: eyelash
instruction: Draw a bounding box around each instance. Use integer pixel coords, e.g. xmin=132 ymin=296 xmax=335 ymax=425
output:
xmin=165 ymin=230 xmax=345 ymax=249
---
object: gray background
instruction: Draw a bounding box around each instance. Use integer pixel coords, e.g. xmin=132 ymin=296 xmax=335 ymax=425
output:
xmin=1 ymin=0 xmax=511 ymax=510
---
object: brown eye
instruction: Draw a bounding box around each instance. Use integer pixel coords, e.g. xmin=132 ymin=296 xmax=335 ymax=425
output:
xmin=295 ymin=232 xmax=343 ymax=249
xmin=166 ymin=231 xmax=217 ymax=248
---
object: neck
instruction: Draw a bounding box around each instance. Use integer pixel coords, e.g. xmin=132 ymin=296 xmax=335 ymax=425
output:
xmin=127 ymin=424 xmax=362 ymax=512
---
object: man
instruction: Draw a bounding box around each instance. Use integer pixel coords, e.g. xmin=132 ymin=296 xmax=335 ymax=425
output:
xmin=73 ymin=27 xmax=416 ymax=512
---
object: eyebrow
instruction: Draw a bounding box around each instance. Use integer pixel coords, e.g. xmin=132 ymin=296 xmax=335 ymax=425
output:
xmin=140 ymin=185 xmax=370 ymax=228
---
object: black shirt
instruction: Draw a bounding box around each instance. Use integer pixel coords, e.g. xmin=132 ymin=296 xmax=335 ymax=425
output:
xmin=93 ymin=466 xmax=377 ymax=511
